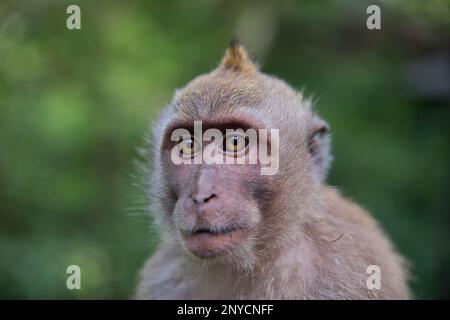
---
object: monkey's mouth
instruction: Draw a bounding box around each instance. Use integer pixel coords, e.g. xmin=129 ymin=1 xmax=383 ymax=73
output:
xmin=180 ymin=225 xmax=249 ymax=258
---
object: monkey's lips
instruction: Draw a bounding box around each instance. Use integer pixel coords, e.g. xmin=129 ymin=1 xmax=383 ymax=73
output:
xmin=181 ymin=226 xmax=249 ymax=258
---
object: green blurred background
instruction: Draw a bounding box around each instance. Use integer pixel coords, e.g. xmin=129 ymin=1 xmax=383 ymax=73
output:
xmin=0 ymin=0 xmax=449 ymax=299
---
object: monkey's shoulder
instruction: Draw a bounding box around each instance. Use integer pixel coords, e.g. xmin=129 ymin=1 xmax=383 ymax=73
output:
xmin=318 ymin=186 xmax=396 ymax=254
xmin=316 ymin=187 xmax=410 ymax=299
xmin=135 ymin=244 xmax=190 ymax=299
xmin=322 ymin=186 xmax=379 ymax=229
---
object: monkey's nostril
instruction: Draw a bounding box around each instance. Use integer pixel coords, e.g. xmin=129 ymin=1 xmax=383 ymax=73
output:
xmin=203 ymin=193 xmax=216 ymax=203
xmin=190 ymin=193 xmax=216 ymax=204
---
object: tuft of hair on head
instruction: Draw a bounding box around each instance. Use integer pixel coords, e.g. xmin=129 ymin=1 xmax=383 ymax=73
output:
xmin=219 ymin=39 xmax=258 ymax=74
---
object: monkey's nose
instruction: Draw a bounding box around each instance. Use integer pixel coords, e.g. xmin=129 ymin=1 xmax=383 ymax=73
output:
xmin=190 ymin=192 xmax=217 ymax=205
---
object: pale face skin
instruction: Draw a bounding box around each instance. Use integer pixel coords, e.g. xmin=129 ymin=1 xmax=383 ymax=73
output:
xmin=161 ymin=114 xmax=272 ymax=259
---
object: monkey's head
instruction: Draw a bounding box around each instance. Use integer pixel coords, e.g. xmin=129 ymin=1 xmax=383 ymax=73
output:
xmin=150 ymin=42 xmax=331 ymax=268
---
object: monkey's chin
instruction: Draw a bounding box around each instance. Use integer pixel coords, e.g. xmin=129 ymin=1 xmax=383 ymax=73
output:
xmin=181 ymin=228 xmax=249 ymax=259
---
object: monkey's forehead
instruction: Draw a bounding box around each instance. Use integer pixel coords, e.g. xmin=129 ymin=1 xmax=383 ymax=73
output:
xmin=172 ymin=71 xmax=265 ymax=117
xmin=169 ymin=70 xmax=308 ymax=120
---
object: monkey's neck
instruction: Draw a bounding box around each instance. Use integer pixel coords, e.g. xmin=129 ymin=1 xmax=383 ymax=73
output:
xmin=177 ymin=187 xmax=327 ymax=299
xmin=181 ymin=245 xmax=314 ymax=299
xmin=180 ymin=222 xmax=320 ymax=299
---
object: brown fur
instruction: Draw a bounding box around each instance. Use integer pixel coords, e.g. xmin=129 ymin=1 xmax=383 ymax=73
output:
xmin=220 ymin=39 xmax=258 ymax=74
xmin=136 ymin=44 xmax=410 ymax=299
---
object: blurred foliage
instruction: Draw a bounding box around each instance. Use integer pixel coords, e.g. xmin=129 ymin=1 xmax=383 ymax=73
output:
xmin=0 ymin=0 xmax=449 ymax=299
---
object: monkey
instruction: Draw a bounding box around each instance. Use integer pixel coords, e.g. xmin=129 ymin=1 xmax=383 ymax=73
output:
xmin=135 ymin=42 xmax=410 ymax=299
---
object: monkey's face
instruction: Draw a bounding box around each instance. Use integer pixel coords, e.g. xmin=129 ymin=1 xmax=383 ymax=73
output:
xmin=159 ymin=119 xmax=271 ymax=259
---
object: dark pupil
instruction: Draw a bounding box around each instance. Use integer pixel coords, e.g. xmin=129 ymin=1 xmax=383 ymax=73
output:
xmin=232 ymin=136 xmax=238 ymax=146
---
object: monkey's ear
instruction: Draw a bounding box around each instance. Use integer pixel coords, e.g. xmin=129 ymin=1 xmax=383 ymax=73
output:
xmin=219 ymin=39 xmax=257 ymax=73
xmin=307 ymin=117 xmax=332 ymax=183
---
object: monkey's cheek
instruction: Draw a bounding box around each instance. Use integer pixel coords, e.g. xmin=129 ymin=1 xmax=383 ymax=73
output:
xmin=181 ymin=229 xmax=249 ymax=258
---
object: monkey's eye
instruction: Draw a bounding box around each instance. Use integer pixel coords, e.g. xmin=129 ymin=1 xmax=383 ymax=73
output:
xmin=223 ymin=131 xmax=248 ymax=155
xmin=178 ymin=136 xmax=200 ymax=158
